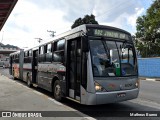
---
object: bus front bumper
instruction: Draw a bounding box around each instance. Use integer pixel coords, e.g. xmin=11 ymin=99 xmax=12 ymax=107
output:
xmin=85 ymin=88 xmax=139 ymax=105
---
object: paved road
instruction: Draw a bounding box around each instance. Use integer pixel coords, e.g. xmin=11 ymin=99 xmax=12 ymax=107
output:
xmin=139 ymin=80 xmax=160 ymax=104
xmin=0 ymin=68 xmax=160 ymax=120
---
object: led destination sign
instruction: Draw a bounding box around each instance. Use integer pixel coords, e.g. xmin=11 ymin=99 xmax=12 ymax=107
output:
xmin=90 ymin=29 xmax=130 ymax=40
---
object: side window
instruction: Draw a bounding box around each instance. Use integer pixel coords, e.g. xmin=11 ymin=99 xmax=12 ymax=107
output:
xmin=44 ymin=45 xmax=47 ymax=54
xmin=28 ymin=50 xmax=32 ymax=63
xmin=53 ymin=51 xmax=64 ymax=62
xmin=39 ymin=46 xmax=45 ymax=62
xmin=40 ymin=46 xmax=44 ymax=55
xmin=24 ymin=51 xmax=28 ymax=63
xmin=13 ymin=55 xmax=15 ymax=63
xmin=57 ymin=39 xmax=65 ymax=50
xmin=16 ymin=54 xmax=19 ymax=63
xmin=25 ymin=51 xmax=28 ymax=57
xmin=14 ymin=55 xmax=17 ymax=63
xmin=47 ymin=43 xmax=52 ymax=53
xmin=53 ymin=39 xmax=65 ymax=63
xmin=46 ymin=43 xmax=52 ymax=62
xmin=29 ymin=50 xmax=32 ymax=56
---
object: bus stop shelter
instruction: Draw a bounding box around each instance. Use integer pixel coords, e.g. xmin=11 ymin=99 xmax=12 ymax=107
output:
xmin=0 ymin=0 xmax=18 ymax=64
xmin=0 ymin=0 xmax=18 ymax=31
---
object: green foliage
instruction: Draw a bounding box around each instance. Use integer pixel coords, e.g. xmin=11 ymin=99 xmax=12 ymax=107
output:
xmin=135 ymin=0 xmax=160 ymax=57
xmin=71 ymin=14 xmax=98 ymax=29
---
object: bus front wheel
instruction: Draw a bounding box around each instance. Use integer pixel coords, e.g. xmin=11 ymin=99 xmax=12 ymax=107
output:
xmin=53 ymin=80 xmax=62 ymax=101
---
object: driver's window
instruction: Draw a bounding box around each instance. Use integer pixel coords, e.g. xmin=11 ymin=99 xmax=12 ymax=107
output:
xmin=90 ymin=40 xmax=109 ymax=76
xmin=128 ymin=48 xmax=134 ymax=66
xmin=117 ymin=42 xmax=135 ymax=76
xmin=119 ymin=43 xmax=134 ymax=66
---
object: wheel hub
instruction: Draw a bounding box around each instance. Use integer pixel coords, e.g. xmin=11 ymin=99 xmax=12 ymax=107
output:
xmin=55 ymin=85 xmax=60 ymax=96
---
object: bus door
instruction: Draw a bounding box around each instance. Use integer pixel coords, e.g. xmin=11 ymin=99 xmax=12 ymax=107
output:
xmin=32 ymin=49 xmax=38 ymax=83
xmin=67 ymin=39 xmax=81 ymax=101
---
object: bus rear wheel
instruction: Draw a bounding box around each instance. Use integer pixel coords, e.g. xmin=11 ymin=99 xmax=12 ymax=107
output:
xmin=53 ymin=80 xmax=62 ymax=101
xmin=27 ymin=74 xmax=32 ymax=87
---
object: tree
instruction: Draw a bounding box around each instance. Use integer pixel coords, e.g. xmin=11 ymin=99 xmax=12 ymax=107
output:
xmin=71 ymin=14 xmax=98 ymax=29
xmin=135 ymin=0 xmax=160 ymax=57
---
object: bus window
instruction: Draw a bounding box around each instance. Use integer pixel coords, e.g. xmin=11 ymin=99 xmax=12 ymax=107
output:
xmin=90 ymin=40 xmax=137 ymax=77
xmin=25 ymin=51 xmax=28 ymax=57
xmin=57 ymin=39 xmax=65 ymax=50
xmin=16 ymin=54 xmax=19 ymax=63
xmin=53 ymin=39 xmax=65 ymax=63
xmin=29 ymin=50 xmax=32 ymax=56
xmin=39 ymin=46 xmax=45 ymax=62
xmin=117 ymin=42 xmax=137 ymax=76
xmin=53 ymin=51 xmax=64 ymax=63
xmin=40 ymin=46 xmax=44 ymax=54
xmin=47 ymin=43 xmax=52 ymax=53
xmin=46 ymin=43 xmax=52 ymax=62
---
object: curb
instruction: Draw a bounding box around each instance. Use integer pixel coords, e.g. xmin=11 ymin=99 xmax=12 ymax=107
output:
xmin=140 ymin=77 xmax=160 ymax=82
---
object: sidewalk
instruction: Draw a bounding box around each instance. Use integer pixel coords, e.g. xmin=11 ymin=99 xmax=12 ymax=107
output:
xmin=0 ymin=74 xmax=95 ymax=120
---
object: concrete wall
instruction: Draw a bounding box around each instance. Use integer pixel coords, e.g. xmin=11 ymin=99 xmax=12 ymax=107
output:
xmin=138 ymin=58 xmax=160 ymax=77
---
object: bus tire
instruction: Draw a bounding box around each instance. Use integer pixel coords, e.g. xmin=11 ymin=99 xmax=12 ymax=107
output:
xmin=53 ymin=80 xmax=62 ymax=101
xmin=27 ymin=74 xmax=32 ymax=88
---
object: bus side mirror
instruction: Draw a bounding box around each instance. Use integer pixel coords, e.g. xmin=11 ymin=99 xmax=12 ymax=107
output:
xmin=81 ymin=36 xmax=89 ymax=52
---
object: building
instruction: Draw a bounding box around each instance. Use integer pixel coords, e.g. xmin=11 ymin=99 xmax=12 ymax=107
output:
xmin=0 ymin=42 xmax=19 ymax=67
xmin=0 ymin=42 xmax=19 ymax=61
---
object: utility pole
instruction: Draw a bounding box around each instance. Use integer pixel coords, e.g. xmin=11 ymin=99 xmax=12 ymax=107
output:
xmin=47 ymin=30 xmax=56 ymax=37
xmin=35 ymin=38 xmax=43 ymax=43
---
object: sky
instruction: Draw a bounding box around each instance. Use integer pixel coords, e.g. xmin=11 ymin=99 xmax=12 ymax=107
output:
xmin=0 ymin=0 xmax=154 ymax=49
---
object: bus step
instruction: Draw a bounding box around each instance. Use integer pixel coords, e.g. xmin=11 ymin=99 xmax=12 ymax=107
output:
xmin=66 ymin=97 xmax=80 ymax=103
xmin=32 ymin=83 xmax=38 ymax=87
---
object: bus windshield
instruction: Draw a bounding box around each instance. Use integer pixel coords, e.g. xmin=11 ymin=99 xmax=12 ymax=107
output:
xmin=89 ymin=40 xmax=137 ymax=77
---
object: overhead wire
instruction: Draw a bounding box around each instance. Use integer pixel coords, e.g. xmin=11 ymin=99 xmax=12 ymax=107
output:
xmin=95 ymin=0 xmax=131 ymax=18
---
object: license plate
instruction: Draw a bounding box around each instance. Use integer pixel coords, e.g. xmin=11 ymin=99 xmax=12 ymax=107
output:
xmin=117 ymin=93 xmax=126 ymax=97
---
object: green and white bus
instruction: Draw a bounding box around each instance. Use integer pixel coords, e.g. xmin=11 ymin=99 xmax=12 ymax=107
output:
xmin=9 ymin=24 xmax=139 ymax=105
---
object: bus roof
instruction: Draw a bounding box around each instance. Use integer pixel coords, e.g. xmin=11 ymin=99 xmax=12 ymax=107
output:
xmin=52 ymin=24 xmax=131 ymax=40
xmin=31 ymin=24 xmax=131 ymax=49
xmin=12 ymin=24 xmax=132 ymax=52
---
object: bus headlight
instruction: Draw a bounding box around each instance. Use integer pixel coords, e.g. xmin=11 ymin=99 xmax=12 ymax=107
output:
xmin=95 ymin=82 xmax=107 ymax=92
xmin=135 ymin=78 xmax=140 ymax=88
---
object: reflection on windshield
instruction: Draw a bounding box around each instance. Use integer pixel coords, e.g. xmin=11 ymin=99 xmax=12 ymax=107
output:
xmin=89 ymin=40 xmax=137 ymax=77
